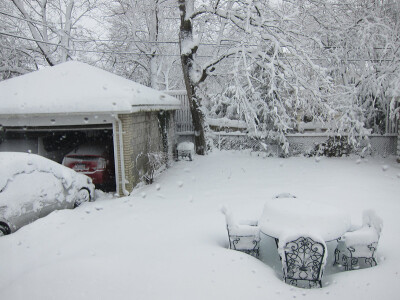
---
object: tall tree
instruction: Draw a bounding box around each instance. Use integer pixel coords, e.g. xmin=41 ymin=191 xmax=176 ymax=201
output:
xmin=178 ymin=0 xmax=334 ymax=153
xmin=300 ymin=0 xmax=400 ymax=137
xmin=178 ymin=0 xmax=206 ymax=154
xmin=0 ymin=0 xmax=101 ymax=76
xmin=0 ymin=1 xmax=37 ymax=79
xmin=102 ymin=0 xmax=181 ymax=89
xmin=200 ymin=0 xmax=400 ymax=152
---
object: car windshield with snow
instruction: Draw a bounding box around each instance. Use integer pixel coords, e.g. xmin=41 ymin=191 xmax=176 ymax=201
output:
xmin=0 ymin=152 xmax=95 ymax=236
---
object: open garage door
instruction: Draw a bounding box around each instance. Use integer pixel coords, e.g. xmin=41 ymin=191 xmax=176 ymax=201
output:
xmin=0 ymin=125 xmax=116 ymax=192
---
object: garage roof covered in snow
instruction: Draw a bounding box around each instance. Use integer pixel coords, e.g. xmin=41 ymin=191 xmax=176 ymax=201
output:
xmin=0 ymin=61 xmax=181 ymax=115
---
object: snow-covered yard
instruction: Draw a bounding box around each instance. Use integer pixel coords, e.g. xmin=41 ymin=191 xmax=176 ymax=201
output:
xmin=0 ymin=150 xmax=399 ymax=300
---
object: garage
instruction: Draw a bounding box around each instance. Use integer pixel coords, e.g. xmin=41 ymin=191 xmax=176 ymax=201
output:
xmin=0 ymin=126 xmax=115 ymax=191
xmin=0 ymin=61 xmax=181 ymax=196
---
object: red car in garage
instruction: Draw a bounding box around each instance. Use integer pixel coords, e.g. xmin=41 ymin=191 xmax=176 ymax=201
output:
xmin=62 ymin=144 xmax=115 ymax=191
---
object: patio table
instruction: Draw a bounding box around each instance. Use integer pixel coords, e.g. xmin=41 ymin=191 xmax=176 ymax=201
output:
xmin=258 ymin=198 xmax=353 ymax=281
xmin=259 ymin=198 xmax=352 ymax=242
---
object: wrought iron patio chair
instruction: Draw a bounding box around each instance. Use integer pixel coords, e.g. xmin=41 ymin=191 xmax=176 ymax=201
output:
xmin=221 ymin=206 xmax=260 ymax=258
xmin=334 ymin=210 xmax=382 ymax=271
xmin=280 ymin=235 xmax=327 ymax=288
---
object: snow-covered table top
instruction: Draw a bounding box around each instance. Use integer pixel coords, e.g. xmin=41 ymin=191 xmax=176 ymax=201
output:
xmin=259 ymin=198 xmax=352 ymax=241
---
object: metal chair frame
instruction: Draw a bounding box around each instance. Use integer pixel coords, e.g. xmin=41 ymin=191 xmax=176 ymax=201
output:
xmin=226 ymin=225 xmax=260 ymax=258
xmin=334 ymin=210 xmax=382 ymax=271
xmin=334 ymin=239 xmax=378 ymax=271
xmin=282 ymin=236 xmax=326 ymax=288
xmin=177 ymin=149 xmax=193 ymax=161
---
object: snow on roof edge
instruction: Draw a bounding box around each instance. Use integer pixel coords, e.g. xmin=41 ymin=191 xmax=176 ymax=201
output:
xmin=130 ymin=104 xmax=181 ymax=113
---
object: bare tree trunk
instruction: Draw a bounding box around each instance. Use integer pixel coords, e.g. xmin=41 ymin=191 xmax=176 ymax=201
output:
xmin=149 ymin=0 xmax=159 ymax=89
xmin=178 ymin=0 xmax=206 ymax=155
xmin=181 ymin=63 xmax=207 ymax=155
xmin=60 ymin=0 xmax=74 ymax=62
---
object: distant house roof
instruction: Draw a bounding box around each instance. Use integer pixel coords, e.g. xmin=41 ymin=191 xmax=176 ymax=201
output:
xmin=0 ymin=61 xmax=181 ymax=116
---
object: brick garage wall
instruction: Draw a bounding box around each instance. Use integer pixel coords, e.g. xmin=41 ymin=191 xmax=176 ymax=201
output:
xmin=115 ymin=111 xmax=176 ymax=195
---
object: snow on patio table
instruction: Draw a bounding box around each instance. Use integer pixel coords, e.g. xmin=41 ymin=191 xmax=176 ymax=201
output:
xmin=259 ymin=198 xmax=352 ymax=241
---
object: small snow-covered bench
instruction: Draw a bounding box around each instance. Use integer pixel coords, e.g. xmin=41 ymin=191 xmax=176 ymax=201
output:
xmin=176 ymin=142 xmax=194 ymax=161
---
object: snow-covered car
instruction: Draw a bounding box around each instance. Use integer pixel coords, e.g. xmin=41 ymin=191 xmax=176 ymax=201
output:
xmin=0 ymin=152 xmax=95 ymax=236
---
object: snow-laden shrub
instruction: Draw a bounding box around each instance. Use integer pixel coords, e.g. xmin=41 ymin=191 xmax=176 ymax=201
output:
xmin=311 ymin=136 xmax=353 ymax=157
xmin=136 ymin=152 xmax=167 ymax=184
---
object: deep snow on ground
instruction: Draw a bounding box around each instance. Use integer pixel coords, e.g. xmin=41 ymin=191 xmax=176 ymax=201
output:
xmin=0 ymin=150 xmax=400 ymax=300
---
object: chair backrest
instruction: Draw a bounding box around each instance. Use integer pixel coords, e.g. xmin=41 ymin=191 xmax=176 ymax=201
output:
xmin=362 ymin=210 xmax=383 ymax=237
xmin=221 ymin=206 xmax=238 ymax=230
xmin=281 ymin=236 xmax=327 ymax=283
xmin=273 ymin=193 xmax=297 ymax=199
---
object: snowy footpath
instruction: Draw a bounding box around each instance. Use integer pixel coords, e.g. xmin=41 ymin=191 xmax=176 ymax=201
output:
xmin=0 ymin=150 xmax=399 ymax=300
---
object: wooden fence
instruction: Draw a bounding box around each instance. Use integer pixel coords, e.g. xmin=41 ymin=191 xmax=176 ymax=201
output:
xmin=165 ymin=90 xmax=194 ymax=133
